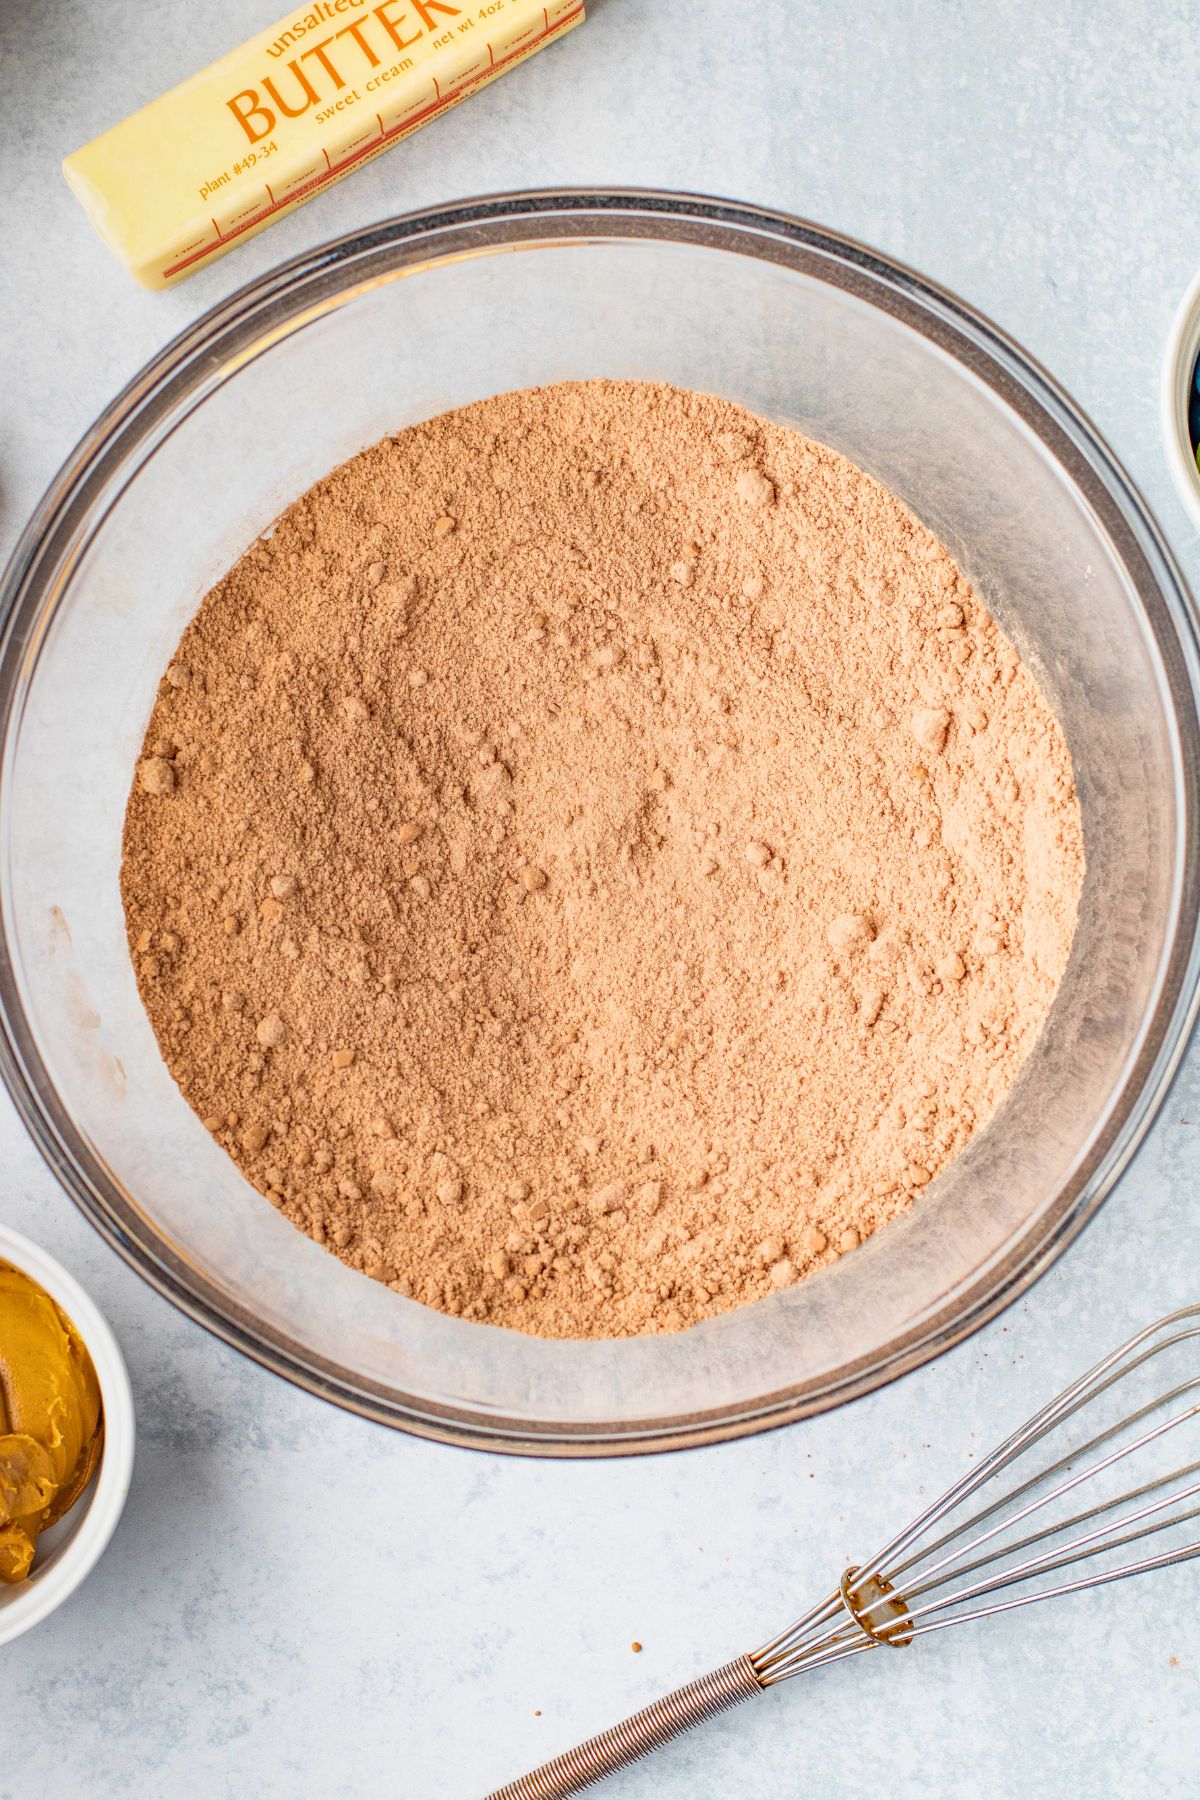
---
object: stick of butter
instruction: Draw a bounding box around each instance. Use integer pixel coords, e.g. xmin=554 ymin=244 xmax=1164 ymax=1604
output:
xmin=63 ymin=0 xmax=584 ymax=289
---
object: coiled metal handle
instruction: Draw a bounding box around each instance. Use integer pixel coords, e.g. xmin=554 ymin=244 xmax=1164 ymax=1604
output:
xmin=485 ymin=1654 xmax=762 ymax=1798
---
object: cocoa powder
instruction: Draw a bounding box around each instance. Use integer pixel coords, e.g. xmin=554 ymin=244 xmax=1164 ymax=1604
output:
xmin=120 ymin=381 xmax=1084 ymax=1338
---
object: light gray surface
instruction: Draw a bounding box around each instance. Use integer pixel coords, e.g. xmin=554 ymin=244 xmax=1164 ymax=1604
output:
xmin=2 ymin=2 xmax=1199 ymax=1795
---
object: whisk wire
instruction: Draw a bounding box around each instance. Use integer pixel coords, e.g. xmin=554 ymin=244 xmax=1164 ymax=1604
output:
xmin=860 ymin=1319 xmax=1200 ymax=1602
xmin=897 ymin=1537 xmax=1200 ymax=1641
xmin=883 ymin=1398 xmax=1200 ymax=1614
xmin=888 ymin=1353 xmax=1200 ymax=1588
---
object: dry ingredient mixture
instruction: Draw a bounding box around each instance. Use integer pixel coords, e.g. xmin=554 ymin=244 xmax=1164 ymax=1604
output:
xmin=121 ymin=381 xmax=1085 ymax=1339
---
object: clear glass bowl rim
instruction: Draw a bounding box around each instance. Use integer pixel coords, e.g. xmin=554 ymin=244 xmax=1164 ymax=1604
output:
xmin=3 ymin=188 xmax=1199 ymax=1456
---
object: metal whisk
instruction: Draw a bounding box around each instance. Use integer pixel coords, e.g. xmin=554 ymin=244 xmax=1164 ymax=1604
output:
xmin=487 ymin=1307 xmax=1200 ymax=1799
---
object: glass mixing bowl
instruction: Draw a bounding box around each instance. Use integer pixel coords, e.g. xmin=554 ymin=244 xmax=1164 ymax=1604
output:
xmin=2 ymin=192 xmax=1198 ymax=1455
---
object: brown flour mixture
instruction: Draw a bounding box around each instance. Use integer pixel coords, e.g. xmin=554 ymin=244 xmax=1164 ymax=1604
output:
xmin=121 ymin=381 xmax=1084 ymax=1339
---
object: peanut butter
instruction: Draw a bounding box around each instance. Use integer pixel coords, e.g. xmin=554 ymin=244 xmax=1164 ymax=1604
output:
xmin=0 ymin=1263 xmax=103 ymax=1583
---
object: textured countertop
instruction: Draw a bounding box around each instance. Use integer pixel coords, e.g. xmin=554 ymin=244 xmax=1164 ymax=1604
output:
xmin=3 ymin=3 xmax=1199 ymax=1794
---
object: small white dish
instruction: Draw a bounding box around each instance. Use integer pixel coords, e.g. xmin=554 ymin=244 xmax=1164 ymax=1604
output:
xmin=1161 ymin=271 xmax=1200 ymax=531
xmin=0 ymin=1225 xmax=134 ymax=1646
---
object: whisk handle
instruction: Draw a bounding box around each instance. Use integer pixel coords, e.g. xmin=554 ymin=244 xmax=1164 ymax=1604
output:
xmin=484 ymin=1654 xmax=762 ymax=1798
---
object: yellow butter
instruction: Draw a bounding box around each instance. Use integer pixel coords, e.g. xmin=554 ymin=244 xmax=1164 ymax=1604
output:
xmin=63 ymin=0 xmax=584 ymax=289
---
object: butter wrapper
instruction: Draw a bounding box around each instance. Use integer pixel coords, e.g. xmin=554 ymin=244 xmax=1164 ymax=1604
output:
xmin=63 ymin=0 xmax=584 ymax=289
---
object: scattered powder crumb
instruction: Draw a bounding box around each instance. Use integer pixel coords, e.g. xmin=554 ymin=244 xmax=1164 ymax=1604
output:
xmin=138 ymin=756 xmax=175 ymax=796
xmin=120 ymin=380 xmax=1084 ymax=1340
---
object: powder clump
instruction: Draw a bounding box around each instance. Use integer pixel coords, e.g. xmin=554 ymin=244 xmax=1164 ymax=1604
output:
xmin=120 ymin=380 xmax=1085 ymax=1339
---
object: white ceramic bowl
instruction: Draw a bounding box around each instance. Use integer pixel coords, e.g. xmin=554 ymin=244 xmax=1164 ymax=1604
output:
xmin=1161 ymin=271 xmax=1200 ymax=530
xmin=0 ymin=1226 xmax=134 ymax=1645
